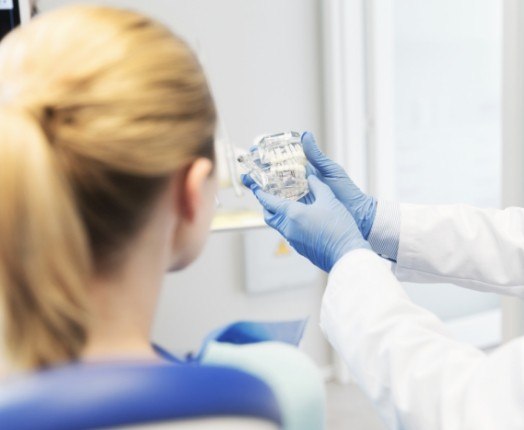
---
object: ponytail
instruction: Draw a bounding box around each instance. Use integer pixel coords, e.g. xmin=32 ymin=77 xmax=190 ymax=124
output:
xmin=0 ymin=107 xmax=91 ymax=370
xmin=0 ymin=5 xmax=216 ymax=371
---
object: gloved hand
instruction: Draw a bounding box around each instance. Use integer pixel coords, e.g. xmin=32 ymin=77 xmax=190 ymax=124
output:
xmin=302 ymin=132 xmax=377 ymax=239
xmin=248 ymin=175 xmax=371 ymax=272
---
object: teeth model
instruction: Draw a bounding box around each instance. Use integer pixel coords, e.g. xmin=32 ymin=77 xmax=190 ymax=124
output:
xmin=237 ymin=131 xmax=309 ymax=201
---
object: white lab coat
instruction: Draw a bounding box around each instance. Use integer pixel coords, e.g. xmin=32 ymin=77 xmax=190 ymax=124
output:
xmin=320 ymin=204 xmax=524 ymax=430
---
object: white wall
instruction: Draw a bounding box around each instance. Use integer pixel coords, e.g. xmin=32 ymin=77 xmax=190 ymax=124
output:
xmin=39 ymin=0 xmax=331 ymax=366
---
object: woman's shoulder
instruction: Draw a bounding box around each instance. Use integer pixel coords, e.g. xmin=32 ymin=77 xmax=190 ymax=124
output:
xmin=201 ymin=341 xmax=325 ymax=430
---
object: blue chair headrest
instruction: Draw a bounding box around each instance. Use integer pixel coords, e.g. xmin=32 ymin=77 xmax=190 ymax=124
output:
xmin=0 ymin=362 xmax=282 ymax=430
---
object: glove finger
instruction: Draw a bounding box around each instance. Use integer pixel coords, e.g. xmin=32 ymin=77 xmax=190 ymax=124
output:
xmin=252 ymin=186 xmax=291 ymax=214
xmin=262 ymin=208 xmax=279 ymax=229
xmin=262 ymin=208 xmax=289 ymax=238
xmin=301 ymin=132 xmax=337 ymax=174
xmin=241 ymin=174 xmax=256 ymax=188
xmin=262 ymin=208 xmax=273 ymax=220
xmin=298 ymin=190 xmax=316 ymax=205
xmin=305 ymin=163 xmax=319 ymax=178
xmin=307 ymin=175 xmax=336 ymax=203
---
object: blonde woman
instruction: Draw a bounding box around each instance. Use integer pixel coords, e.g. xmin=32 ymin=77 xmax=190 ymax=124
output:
xmin=0 ymin=5 xmax=324 ymax=429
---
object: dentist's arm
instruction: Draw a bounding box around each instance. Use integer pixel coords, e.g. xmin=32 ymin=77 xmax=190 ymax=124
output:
xmin=392 ymin=203 xmax=524 ymax=296
xmin=321 ymin=248 xmax=524 ymax=430
xmin=302 ymin=132 xmax=524 ymax=297
xmin=247 ymin=179 xmax=524 ymax=430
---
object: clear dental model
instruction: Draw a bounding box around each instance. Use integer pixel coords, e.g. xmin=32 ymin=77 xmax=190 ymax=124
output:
xmin=237 ymin=131 xmax=309 ymax=201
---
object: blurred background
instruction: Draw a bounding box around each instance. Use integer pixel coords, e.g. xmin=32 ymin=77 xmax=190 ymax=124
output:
xmin=32 ymin=0 xmax=524 ymax=428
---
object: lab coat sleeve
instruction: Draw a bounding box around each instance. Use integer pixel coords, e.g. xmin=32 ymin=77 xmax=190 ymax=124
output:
xmin=320 ymin=249 xmax=524 ymax=430
xmin=395 ymin=204 xmax=524 ymax=296
xmin=368 ymin=201 xmax=401 ymax=261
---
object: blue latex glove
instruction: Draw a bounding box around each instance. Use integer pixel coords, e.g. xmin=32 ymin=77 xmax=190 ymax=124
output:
xmin=302 ymin=132 xmax=377 ymax=239
xmin=249 ymin=175 xmax=371 ymax=272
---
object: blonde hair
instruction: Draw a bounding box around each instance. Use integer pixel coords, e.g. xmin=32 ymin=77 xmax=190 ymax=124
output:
xmin=0 ymin=6 xmax=216 ymax=370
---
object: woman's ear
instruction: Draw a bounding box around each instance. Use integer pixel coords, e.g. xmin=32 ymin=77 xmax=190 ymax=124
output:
xmin=168 ymin=158 xmax=216 ymax=271
xmin=178 ymin=158 xmax=214 ymax=222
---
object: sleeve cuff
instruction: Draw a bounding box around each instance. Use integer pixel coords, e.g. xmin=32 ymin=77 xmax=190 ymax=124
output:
xmin=368 ymin=201 xmax=400 ymax=261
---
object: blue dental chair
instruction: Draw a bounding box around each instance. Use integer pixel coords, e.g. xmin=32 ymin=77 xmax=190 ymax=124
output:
xmin=0 ymin=361 xmax=282 ymax=429
xmin=0 ymin=321 xmax=319 ymax=430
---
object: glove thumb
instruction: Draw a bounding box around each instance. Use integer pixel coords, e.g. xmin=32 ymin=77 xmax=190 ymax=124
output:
xmin=241 ymin=174 xmax=256 ymax=189
xmin=302 ymin=132 xmax=331 ymax=174
xmin=252 ymin=186 xmax=291 ymax=214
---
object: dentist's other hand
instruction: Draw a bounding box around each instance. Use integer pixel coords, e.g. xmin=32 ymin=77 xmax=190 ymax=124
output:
xmin=250 ymin=175 xmax=371 ymax=272
xmin=302 ymin=132 xmax=377 ymax=239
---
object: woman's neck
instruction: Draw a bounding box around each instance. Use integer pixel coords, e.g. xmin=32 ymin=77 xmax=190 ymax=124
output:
xmin=83 ymin=274 xmax=162 ymax=361
xmin=83 ymin=213 xmax=174 ymax=362
xmin=82 ymin=276 xmax=161 ymax=361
